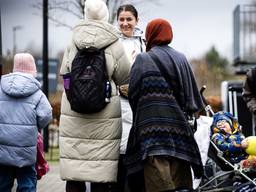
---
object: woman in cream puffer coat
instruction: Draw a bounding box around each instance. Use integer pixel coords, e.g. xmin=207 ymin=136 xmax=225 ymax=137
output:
xmin=58 ymin=0 xmax=131 ymax=190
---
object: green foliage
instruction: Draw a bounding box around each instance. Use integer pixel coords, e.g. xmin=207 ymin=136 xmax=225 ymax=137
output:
xmin=45 ymin=147 xmax=59 ymax=162
xmin=205 ymin=46 xmax=229 ymax=72
xmin=191 ymin=45 xmax=236 ymax=97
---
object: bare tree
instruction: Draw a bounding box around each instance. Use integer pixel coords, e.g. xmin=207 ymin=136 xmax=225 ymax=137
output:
xmin=33 ymin=0 xmax=160 ymax=29
xmin=33 ymin=0 xmax=84 ymax=30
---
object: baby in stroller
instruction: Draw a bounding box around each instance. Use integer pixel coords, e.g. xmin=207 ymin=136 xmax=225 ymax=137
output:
xmin=209 ymin=111 xmax=256 ymax=191
xmin=211 ymin=111 xmax=248 ymax=164
xmin=197 ymin=86 xmax=256 ymax=190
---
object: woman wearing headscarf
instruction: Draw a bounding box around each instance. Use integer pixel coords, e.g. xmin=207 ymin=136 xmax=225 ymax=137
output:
xmin=59 ymin=0 xmax=130 ymax=191
xmin=125 ymin=18 xmax=204 ymax=192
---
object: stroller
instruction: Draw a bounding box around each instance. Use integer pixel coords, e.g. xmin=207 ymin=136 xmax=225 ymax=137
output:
xmin=193 ymin=86 xmax=256 ymax=192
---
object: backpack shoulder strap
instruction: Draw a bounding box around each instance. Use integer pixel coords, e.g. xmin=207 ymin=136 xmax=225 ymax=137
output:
xmin=74 ymin=44 xmax=80 ymax=51
xmin=139 ymin=37 xmax=144 ymax=52
xmin=101 ymin=44 xmax=112 ymax=80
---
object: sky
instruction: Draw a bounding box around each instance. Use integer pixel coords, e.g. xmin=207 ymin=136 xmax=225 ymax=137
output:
xmin=0 ymin=0 xmax=253 ymax=61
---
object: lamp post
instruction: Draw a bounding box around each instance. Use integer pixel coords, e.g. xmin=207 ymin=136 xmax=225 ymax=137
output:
xmin=12 ymin=25 xmax=22 ymax=55
xmin=43 ymin=0 xmax=49 ymax=152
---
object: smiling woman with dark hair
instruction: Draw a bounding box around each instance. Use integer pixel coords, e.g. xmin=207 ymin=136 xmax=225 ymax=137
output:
xmin=117 ymin=4 xmax=145 ymax=63
xmin=125 ymin=18 xmax=204 ymax=192
xmin=116 ymin=4 xmax=146 ymax=192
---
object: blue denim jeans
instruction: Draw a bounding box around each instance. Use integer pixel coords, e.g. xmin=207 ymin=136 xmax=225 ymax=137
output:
xmin=0 ymin=164 xmax=37 ymax=192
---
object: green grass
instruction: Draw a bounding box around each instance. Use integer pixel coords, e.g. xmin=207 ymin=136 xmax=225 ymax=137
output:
xmin=45 ymin=147 xmax=60 ymax=162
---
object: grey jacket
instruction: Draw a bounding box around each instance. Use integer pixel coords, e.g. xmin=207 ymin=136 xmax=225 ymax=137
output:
xmin=0 ymin=72 xmax=52 ymax=167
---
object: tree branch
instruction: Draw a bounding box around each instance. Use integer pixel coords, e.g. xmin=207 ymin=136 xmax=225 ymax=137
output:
xmin=32 ymin=0 xmax=163 ymax=27
xmin=48 ymin=5 xmax=82 ymax=18
xmin=55 ymin=0 xmax=82 ymax=12
xmin=48 ymin=15 xmax=73 ymax=29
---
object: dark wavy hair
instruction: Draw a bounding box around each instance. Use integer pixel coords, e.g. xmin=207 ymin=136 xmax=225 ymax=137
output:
xmin=117 ymin=4 xmax=138 ymax=20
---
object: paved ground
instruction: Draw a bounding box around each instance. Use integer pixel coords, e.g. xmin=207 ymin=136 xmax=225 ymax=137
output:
xmin=37 ymin=163 xmax=91 ymax=192
xmin=11 ymin=163 xmax=66 ymax=192
xmin=37 ymin=163 xmax=66 ymax=192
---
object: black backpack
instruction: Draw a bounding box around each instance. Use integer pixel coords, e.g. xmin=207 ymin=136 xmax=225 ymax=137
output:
xmin=65 ymin=46 xmax=111 ymax=113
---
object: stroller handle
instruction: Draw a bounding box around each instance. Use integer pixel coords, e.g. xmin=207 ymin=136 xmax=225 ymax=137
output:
xmin=200 ymin=85 xmax=215 ymax=116
xmin=200 ymin=85 xmax=208 ymax=106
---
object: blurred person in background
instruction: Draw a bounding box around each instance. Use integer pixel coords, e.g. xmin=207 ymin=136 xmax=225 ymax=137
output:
xmin=243 ymin=67 xmax=256 ymax=114
xmin=243 ymin=67 xmax=256 ymax=134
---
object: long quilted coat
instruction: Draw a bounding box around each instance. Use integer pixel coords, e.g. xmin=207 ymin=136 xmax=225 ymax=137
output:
xmin=59 ymin=20 xmax=130 ymax=182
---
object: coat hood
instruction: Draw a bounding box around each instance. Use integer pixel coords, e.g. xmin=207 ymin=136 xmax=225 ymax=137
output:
xmin=73 ymin=20 xmax=119 ymax=49
xmin=1 ymin=72 xmax=41 ymax=98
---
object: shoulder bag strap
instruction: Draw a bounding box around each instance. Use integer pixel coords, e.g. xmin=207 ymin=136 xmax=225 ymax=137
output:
xmin=148 ymin=51 xmax=172 ymax=87
xmin=139 ymin=37 xmax=144 ymax=52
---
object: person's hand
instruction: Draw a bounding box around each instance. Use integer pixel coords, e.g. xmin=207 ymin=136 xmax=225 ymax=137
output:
xmin=119 ymin=84 xmax=129 ymax=98
xmin=233 ymin=141 xmax=241 ymax=148
xmin=241 ymin=139 xmax=249 ymax=149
